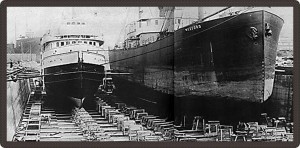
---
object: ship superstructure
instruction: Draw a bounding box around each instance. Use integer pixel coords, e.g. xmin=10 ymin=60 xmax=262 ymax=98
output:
xmin=41 ymin=17 xmax=108 ymax=108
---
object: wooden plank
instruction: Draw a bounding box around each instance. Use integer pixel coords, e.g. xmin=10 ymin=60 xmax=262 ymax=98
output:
xmin=41 ymin=128 xmax=81 ymax=133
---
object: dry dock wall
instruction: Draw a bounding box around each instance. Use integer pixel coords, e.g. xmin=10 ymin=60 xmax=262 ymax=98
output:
xmin=7 ymin=79 xmax=31 ymax=141
xmin=263 ymin=73 xmax=293 ymax=121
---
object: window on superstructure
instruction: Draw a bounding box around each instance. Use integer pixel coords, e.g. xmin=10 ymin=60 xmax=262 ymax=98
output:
xmin=78 ymin=41 xmax=82 ymax=43
xmin=72 ymin=22 xmax=75 ymax=25
xmin=61 ymin=42 xmax=64 ymax=46
xmin=67 ymin=22 xmax=70 ymax=25
xmin=155 ymin=20 xmax=158 ymax=25
xmin=93 ymin=42 xmax=96 ymax=46
xmin=84 ymin=41 xmax=87 ymax=44
xmin=56 ymin=42 xmax=59 ymax=47
xmin=89 ymin=42 xmax=92 ymax=45
xmin=178 ymin=19 xmax=181 ymax=24
xmin=82 ymin=22 xmax=85 ymax=25
xmin=72 ymin=41 xmax=76 ymax=44
xmin=86 ymin=35 xmax=90 ymax=38
xmin=77 ymin=22 xmax=80 ymax=25
xmin=66 ymin=41 xmax=70 ymax=45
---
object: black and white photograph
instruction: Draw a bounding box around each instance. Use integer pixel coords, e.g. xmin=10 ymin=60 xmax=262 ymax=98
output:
xmin=6 ymin=6 xmax=294 ymax=142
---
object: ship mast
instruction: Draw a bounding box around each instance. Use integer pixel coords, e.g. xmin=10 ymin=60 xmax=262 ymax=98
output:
xmin=138 ymin=7 xmax=142 ymax=33
xmin=159 ymin=7 xmax=175 ymax=33
xmin=14 ymin=16 xmax=17 ymax=48
xmin=138 ymin=7 xmax=142 ymax=20
xmin=72 ymin=7 xmax=75 ymax=19
xmin=201 ymin=7 xmax=232 ymax=22
xmin=198 ymin=7 xmax=204 ymax=22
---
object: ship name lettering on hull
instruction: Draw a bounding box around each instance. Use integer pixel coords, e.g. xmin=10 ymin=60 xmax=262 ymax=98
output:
xmin=185 ymin=24 xmax=202 ymax=32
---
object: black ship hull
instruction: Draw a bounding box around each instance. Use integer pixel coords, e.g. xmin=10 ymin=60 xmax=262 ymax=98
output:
xmin=174 ymin=10 xmax=283 ymax=102
xmin=109 ymin=10 xmax=284 ymax=125
xmin=113 ymin=76 xmax=174 ymax=120
xmin=44 ymin=63 xmax=104 ymax=108
xmin=110 ymin=10 xmax=283 ymax=100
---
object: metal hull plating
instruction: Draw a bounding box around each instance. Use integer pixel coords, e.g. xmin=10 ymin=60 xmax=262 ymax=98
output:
xmin=110 ymin=10 xmax=283 ymax=103
xmin=44 ymin=63 xmax=104 ymax=108
xmin=174 ymin=10 xmax=283 ymax=102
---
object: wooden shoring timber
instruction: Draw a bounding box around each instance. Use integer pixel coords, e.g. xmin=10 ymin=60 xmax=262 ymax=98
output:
xmin=108 ymin=111 xmax=121 ymax=123
xmin=111 ymin=114 xmax=125 ymax=123
xmin=23 ymin=102 xmax=42 ymax=141
xmin=143 ymin=135 xmax=162 ymax=141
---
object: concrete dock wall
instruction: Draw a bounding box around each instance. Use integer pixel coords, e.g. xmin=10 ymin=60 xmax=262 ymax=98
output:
xmin=7 ymin=79 xmax=31 ymax=141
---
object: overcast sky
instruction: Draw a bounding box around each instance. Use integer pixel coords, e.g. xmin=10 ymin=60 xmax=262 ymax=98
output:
xmin=7 ymin=7 xmax=293 ymax=48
